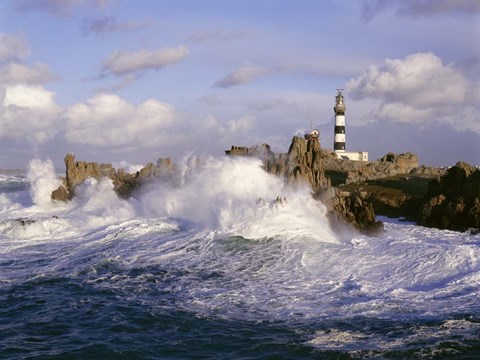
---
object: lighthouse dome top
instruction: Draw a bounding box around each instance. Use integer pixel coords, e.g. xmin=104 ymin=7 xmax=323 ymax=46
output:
xmin=334 ymin=89 xmax=345 ymax=114
xmin=336 ymin=90 xmax=344 ymax=104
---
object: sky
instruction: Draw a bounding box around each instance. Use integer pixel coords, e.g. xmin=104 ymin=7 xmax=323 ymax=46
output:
xmin=1 ymin=0 xmax=479 ymax=169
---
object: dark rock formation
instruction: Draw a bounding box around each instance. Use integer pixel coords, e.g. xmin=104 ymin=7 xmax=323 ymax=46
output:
xmin=227 ymin=138 xmax=331 ymax=192
xmin=419 ymin=162 xmax=480 ymax=231
xmin=336 ymin=174 xmax=436 ymax=222
xmin=319 ymin=189 xmax=383 ymax=235
xmin=258 ymin=137 xmax=381 ymax=234
xmin=260 ymin=136 xmax=331 ymax=192
xmin=52 ymin=154 xmax=105 ymax=201
xmin=51 ymin=154 xmax=174 ymax=201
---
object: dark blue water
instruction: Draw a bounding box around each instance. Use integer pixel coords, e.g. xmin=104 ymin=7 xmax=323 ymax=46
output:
xmin=1 ymin=265 xmax=479 ymax=359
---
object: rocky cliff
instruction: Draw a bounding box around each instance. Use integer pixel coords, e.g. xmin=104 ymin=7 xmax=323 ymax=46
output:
xmin=51 ymin=154 xmax=174 ymax=201
xmin=323 ymin=189 xmax=383 ymax=234
xmin=419 ymin=162 xmax=480 ymax=231
xmin=256 ymin=137 xmax=382 ymax=234
xmin=260 ymin=136 xmax=331 ymax=192
xmin=227 ymin=137 xmax=331 ymax=192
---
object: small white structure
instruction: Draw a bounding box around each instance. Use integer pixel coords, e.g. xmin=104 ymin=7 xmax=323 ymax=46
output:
xmin=304 ymin=129 xmax=320 ymax=142
xmin=333 ymin=89 xmax=368 ymax=161
xmin=336 ymin=151 xmax=369 ymax=161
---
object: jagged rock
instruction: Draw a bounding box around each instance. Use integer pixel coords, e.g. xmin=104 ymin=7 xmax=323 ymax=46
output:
xmin=343 ymin=152 xmax=419 ymax=184
xmin=419 ymin=162 xmax=480 ymax=231
xmin=319 ymin=189 xmax=384 ymax=235
xmin=51 ymin=154 xmax=174 ymax=201
xmin=258 ymin=137 xmax=379 ymax=234
xmin=411 ymin=165 xmax=446 ymax=176
xmin=261 ymin=136 xmax=331 ymax=192
xmin=286 ymin=136 xmax=331 ymax=191
xmin=51 ymin=184 xmax=69 ymax=202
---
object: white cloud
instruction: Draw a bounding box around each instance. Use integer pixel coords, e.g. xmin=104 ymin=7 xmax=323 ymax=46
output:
xmin=0 ymin=83 xmax=262 ymax=164
xmin=0 ymin=33 xmax=29 ymax=60
xmin=346 ymin=52 xmax=480 ymax=132
xmin=347 ymin=53 xmax=467 ymax=106
xmin=102 ymin=46 xmax=190 ymax=77
xmin=61 ymin=92 xmax=263 ymax=160
xmin=214 ymin=65 xmax=268 ymax=88
xmin=3 ymin=84 xmax=55 ymax=107
xmin=0 ymin=62 xmax=56 ymax=84
xmin=0 ymin=84 xmax=61 ymax=143
xmin=64 ymin=94 xmax=176 ymax=147
xmin=0 ymin=33 xmax=57 ymax=86
xmin=223 ymin=115 xmax=254 ymax=134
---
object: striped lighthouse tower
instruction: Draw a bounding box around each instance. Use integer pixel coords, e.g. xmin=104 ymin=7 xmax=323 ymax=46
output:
xmin=333 ymin=89 xmax=346 ymax=152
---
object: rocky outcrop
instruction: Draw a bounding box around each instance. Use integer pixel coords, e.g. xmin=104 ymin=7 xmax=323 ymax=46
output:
xmin=54 ymin=138 xmax=382 ymax=234
xmin=51 ymin=154 xmax=174 ymax=201
xmin=410 ymin=165 xmax=446 ymax=177
xmin=260 ymin=136 xmax=331 ymax=192
xmin=344 ymin=152 xmax=419 ymax=184
xmin=419 ymin=162 xmax=480 ymax=231
xmin=259 ymin=137 xmax=381 ymax=234
xmin=319 ymin=188 xmax=383 ymax=234
xmin=52 ymin=154 xmax=105 ymax=201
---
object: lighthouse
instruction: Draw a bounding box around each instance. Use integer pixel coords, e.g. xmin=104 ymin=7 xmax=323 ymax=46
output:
xmin=332 ymin=89 xmax=369 ymax=161
xmin=334 ymin=89 xmax=346 ymax=152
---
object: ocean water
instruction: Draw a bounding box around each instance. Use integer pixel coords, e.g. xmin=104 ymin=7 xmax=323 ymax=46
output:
xmin=0 ymin=157 xmax=479 ymax=359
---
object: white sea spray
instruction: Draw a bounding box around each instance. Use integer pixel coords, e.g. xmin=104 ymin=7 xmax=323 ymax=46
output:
xmin=25 ymin=158 xmax=60 ymax=210
xmin=136 ymin=155 xmax=338 ymax=242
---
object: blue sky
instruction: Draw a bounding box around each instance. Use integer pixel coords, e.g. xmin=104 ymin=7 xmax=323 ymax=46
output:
xmin=1 ymin=0 xmax=479 ymax=169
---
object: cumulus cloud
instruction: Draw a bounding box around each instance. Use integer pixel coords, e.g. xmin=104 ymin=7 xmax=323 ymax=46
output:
xmin=101 ymin=45 xmax=190 ymax=77
xmin=213 ymin=66 xmax=268 ymax=88
xmin=82 ymin=16 xmax=151 ymax=36
xmin=0 ymin=84 xmax=61 ymax=143
xmin=346 ymin=52 xmax=480 ymax=132
xmin=0 ymin=62 xmax=57 ymax=84
xmin=0 ymin=33 xmax=57 ymax=86
xmin=348 ymin=53 xmax=467 ymax=106
xmin=0 ymin=82 xmax=261 ymax=165
xmin=362 ymin=0 xmax=480 ymax=21
xmin=63 ymin=92 xmax=258 ymax=154
xmin=0 ymin=33 xmax=29 ymax=60
xmin=64 ymin=94 xmax=176 ymax=147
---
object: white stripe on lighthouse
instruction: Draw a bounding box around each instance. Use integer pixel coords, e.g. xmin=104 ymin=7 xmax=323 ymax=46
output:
xmin=335 ymin=133 xmax=345 ymax=143
xmin=335 ymin=115 xmax=345 ymax=126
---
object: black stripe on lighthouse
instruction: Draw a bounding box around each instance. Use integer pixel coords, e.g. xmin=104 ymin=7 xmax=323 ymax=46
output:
xmin=334 ymin=142 xmax=345 ymax=150
xmin=334 ymin=126 xmax=345 ymax=134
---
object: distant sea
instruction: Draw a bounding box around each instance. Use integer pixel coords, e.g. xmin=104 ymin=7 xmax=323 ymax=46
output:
xmin=1 ymin=158 xmax=479 ymax=359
